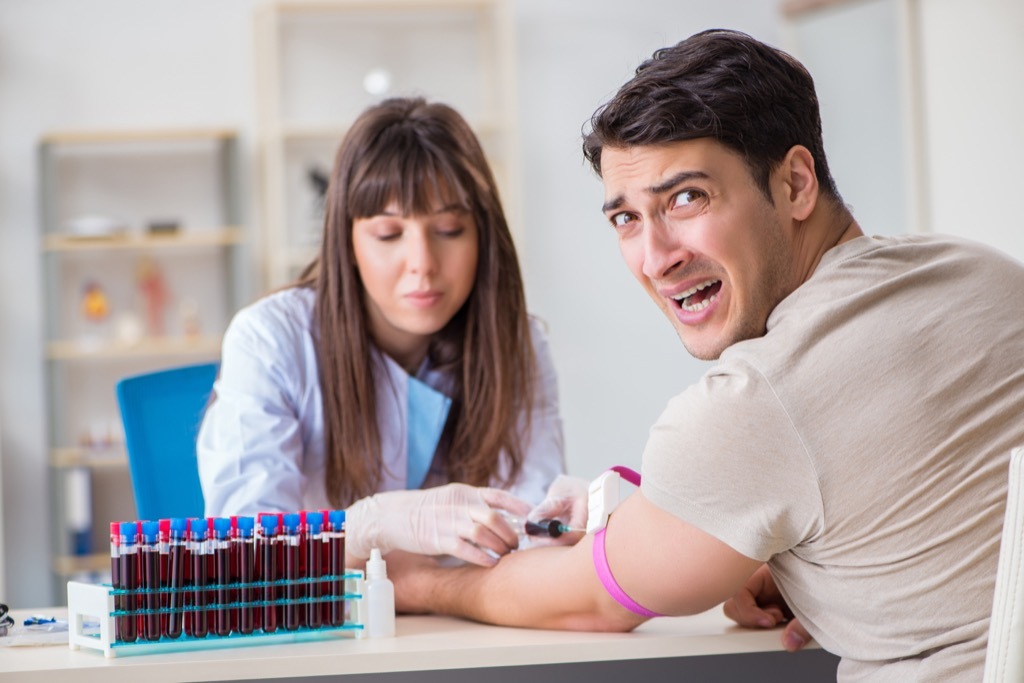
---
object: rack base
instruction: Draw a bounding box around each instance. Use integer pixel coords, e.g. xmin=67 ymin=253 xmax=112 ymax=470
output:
xmin=67 ymin=580 xmax=365 ymax=658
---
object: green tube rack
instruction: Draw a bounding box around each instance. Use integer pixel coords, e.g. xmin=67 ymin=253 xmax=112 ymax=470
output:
xmin=67 ymin=571 xmax=367 ymax=658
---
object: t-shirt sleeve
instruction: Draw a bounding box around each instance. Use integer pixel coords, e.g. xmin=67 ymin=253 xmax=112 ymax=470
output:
xmin=640 ymin=360 xmax=824 ymax=562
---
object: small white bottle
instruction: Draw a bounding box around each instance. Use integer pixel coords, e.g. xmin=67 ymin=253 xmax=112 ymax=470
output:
xmin=364 ymin=548 xmax=395 ymax=637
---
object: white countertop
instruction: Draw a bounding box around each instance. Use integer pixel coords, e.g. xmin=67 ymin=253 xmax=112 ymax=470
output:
xmin=0 ymin=606 xmax=802 ymax=682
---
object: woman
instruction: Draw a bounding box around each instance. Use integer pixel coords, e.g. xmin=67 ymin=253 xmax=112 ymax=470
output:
xmin=197 ymin=97 xmax=565 ymax=567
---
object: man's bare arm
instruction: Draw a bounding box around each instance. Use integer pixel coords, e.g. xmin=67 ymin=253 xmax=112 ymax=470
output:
xmin=391 ymin=491 xmax=763 ymax=631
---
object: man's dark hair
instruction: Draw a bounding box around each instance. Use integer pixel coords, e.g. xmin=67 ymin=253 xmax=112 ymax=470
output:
xmin=583 ymin=29 xmax=842 ymax=205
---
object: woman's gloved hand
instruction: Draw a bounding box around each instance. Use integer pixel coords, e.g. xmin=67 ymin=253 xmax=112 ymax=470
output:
xmin=346 ymin=483 xmax=532 ymax=567
xmin=526 ymin=474 xmax=590 ymax=545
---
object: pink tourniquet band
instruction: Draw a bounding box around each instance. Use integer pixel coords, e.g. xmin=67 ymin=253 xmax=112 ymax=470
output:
xmin=592 ymin=467 xmax=663 ymax=619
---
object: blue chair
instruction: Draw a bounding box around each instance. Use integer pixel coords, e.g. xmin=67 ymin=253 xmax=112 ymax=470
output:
xmin=116 ymin=362 xmax=218 ymax=520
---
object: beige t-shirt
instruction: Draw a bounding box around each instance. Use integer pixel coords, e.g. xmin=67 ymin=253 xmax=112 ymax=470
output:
xmin=642 ymin=234 xmax=1024 ymax=681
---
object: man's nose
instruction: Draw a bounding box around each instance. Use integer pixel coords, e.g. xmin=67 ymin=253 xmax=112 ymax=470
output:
xmin=641 ymin=218 xmax=689 ymax=279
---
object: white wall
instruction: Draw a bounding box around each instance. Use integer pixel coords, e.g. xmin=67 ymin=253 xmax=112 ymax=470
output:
xmin=11 ymin=0 xmax=1020 ymax=609
xmin=0 ymin=0 xmax=780 ymax=608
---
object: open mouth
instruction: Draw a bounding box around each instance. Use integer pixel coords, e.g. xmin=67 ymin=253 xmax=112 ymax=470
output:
xmin=671 ymin=279 xmax=721 ymax=313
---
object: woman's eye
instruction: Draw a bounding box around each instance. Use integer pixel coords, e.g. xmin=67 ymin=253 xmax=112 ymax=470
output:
xmin=436 ymin=227 xmax=465 ymax=238
xmin=610 ymin=212 xmax=636 ymax=228
xmin=376 ymin=232 xmax=401 ymax=242
xmin=672 ymin=189 xmax=705 ymax=209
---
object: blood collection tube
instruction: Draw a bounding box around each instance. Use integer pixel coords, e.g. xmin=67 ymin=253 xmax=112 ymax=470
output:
xmin=212 ymin=517 xmax=232 ymax=636
xmin=258 ymin=515 xmax=279 ymax=633
xmin=326 ymin=510 xmax=346 ymax=627
xmin=140 ymin=520 xmax=162 ymax=641
xmin=189 ymin=518 xmax=209 ymax=638
xmin=158 ymin=519 xmax=170 ymax=635
xmin=305 ymin=512 xmax=324 ymax=629
xmin=109 ymin=522 xmax=121 ymax=642
xmin=235 ymin=516 xmax=256 ymax=634
xmin=165 ymin=518 xmax=188 ymax=639
xmin=282 ymin=513 xmax=302 ymax=631
xmin=117 ymin=521 xmax=139 ymax=643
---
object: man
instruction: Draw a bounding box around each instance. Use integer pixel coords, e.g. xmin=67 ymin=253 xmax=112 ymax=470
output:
xmin=390 ymin=29 xmax=1024 ymax=681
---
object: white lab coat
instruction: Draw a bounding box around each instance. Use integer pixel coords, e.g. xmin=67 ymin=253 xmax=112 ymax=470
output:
xmin=197 ymin=287 xmax=565 ymax=517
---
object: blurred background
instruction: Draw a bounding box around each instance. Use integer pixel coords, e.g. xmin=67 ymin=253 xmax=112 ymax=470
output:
xmin=0 ymin=0 xmax=1021 ymax=608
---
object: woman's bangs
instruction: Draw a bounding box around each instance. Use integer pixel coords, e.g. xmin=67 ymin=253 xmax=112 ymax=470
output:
xmin=348 ymin=143 xmax=472 ymax=219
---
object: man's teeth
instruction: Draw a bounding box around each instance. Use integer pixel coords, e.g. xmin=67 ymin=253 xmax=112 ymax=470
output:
xmin=671 ymin=279 xmax=719 ymax=313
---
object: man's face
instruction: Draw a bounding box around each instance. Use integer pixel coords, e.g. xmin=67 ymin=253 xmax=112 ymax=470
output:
xmin=601 ymin=138 xmax=797 ymax=360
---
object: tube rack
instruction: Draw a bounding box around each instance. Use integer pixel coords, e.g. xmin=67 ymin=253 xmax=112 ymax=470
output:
xmin=67 ymin=571 xmax=367 ymax=658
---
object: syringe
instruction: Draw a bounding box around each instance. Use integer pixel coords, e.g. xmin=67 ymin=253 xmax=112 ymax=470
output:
xmin=501 ymin=512 xmax=582 ymax=539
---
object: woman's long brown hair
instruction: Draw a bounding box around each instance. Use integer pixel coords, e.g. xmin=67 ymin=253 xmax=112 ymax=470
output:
xmin=293 ymin=97 xmax=535 ymax=509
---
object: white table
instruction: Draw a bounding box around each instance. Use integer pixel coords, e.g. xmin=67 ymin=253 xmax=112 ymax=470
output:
xmin=0 ymin=606 xmax=839 ymax=682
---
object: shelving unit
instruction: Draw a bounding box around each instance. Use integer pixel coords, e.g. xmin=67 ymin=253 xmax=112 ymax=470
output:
xmin=254 ymin=0 xmax=519 ymax=289
xmin=38 ymin=129 xmax=248 ymax=600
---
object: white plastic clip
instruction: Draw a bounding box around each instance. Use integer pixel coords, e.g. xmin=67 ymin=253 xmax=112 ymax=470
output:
xmin=586 ymin=470 xmax=622 ymax=533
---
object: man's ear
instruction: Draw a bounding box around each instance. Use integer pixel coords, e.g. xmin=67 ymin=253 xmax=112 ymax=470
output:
xmin=781 ymin=145 xmax=818 ymax=222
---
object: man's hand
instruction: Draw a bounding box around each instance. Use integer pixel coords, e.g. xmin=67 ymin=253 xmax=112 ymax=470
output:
xmin=722 ymin=564 xmax=812 ymax=652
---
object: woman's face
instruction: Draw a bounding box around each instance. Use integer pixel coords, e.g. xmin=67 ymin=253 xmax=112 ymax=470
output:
xmin=352 ymin=201 xmax=479 ymax=372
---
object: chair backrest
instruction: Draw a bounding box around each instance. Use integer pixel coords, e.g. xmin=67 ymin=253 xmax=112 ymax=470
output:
xmin=116 ymin=362 xmax=218 ymax=521
xmin=984 ymin=447 xmax=1024 ymax=682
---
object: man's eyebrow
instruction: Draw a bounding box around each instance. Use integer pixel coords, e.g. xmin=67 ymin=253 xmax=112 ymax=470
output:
xmin=602 ymin=170 xmax=711 ymax=214
xmin=649 ymin=170 xmax=710 ymax=196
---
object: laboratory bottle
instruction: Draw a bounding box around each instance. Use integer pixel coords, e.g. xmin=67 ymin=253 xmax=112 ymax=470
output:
xmin=166 ymin=517 xmax=188 ymax=639
xmin=140 ymin=520 xmax=162 ymax=641
xmin=326 ymin=509 xmax=346 ymax=626
xmin=282 ymin=513 xmax=302 ymax=631
xmin=364 ymin=548 xmax=395 ymax=638
xmin=109 ymin=522 xmax=120 ymax=642
xmin=189 ymin=518 xmax=209 ymax=638
xmin=117 ymin=521 xmax=140 ymax=643
xmin=304 ymin=511 xmax=324 ymax=629
xmin=212 ymin=517 xmax=232 ymax=636
xmin=258 ymin=514 xmax=279 ymax=633
xmin=158 ymin=519 xmax=170 ymax=635
xmin=235 ymin=516 xmax=256 ymax=634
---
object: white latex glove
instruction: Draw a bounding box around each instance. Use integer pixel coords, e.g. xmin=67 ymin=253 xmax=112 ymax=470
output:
xmin=346 ymin=483 xmax=532 ymax=567
xmin=526 ymin=474 xmax=590 ymax=546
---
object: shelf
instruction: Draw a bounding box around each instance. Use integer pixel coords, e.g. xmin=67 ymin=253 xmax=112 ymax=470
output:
xmin=278 ymin=117 xmax=507 ymax=141
xmin=51 ymin=446 xmax=127 ymax=469
xmin=40 ymin=128 xmax=237 ymax=146
xmin=255 ymin=0 xmax=519 ymax=288
xmin=274 ymin=0 xmax=495 ymax=14
xmin=43 ymin=228 xmax=243 ymax=252
xmin=47 ymin=335 xmax=222 ymax=361
xmin=54 ymin=553 xmax=111 ymax=577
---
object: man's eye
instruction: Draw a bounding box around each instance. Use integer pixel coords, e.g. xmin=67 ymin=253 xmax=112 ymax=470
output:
xmin=610 ymin=212 xmax=636 ymax=228
xmin=672 ymin=189 xmax=705 ymax=208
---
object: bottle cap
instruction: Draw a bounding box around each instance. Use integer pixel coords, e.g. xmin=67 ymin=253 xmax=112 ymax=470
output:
xmin=141 ymin=520 xmax=160 ymax=543
xmin=260 ymin=515 xmax=278 ymax=533
xmin=119 ymin=521 xmax=138 ymax=540
xmin=328 ymin=509 xmax=346 ymax=531
xmin=213 ymin=517 xmax=231 ymax=538
xmin=305 ymin=511 xmax=323 ymax=534
xmin=191 ymin=517 xmax=208 ymax=538
xmin=367 ymin=548 xmax=387 ymax=580
xmin=236 ymin=516 xmax=255 ymax=536
xmin=170 ymin=517 xmax=188 ymax=537
xmin=283 ymin=513 xmax=301 ymax=533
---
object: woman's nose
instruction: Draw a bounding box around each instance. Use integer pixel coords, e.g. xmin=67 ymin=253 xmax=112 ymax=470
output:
xmin=406 ymin=232 xmax=438 ymax=275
